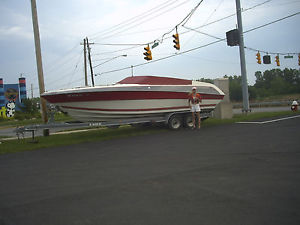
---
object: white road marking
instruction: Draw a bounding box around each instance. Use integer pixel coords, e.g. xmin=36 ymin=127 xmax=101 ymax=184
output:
xmin=236 ymin=121 xmax=262 ymax=124
xmin=236 ymin=114 xmax=300 ymax=124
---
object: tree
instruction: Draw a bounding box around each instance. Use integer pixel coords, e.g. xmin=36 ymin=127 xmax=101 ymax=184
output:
xmin=253 ymin=68 xmax=300 ymax=98
xmin=227 ymin=75 xmax=243 ymax=102
xmin=197 ymin=78 xmax=214 ymax=84
xmin=19 ymin=98 xmax=39 ymax=114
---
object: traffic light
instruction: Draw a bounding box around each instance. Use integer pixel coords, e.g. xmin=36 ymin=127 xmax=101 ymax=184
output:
xmin=143 ymin=45 xmax=152 ymax=61
xmin=226 ymin=29 xmax=239 ymax=46
xmin=275 ymin=55 xmax=280 ymax=66
xmin=263 ymin=55 xmax=271 ymax=64
xmin=172 ymin=33 xmax=180 ymax=50
xmin=298 ymin=54 xmax=300 ymax=66
xmin=256 ymin=52 xmax=261 ymax=64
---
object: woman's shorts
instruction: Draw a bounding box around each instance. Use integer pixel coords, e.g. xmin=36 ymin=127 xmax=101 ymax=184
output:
xmin=191 ymin=104 xmax=201 ymax=112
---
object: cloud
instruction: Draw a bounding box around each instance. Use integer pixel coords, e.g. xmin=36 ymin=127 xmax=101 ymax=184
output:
xmin=0 ymin=26 xmax=33 ymax=40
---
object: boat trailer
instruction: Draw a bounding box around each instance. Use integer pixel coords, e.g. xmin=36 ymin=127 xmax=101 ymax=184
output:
xmin=14 ymin=111 xmax=211 ymax=141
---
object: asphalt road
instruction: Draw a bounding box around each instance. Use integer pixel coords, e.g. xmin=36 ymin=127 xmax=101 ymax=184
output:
xmin=0 ymin=116 xmax=300 ymax=225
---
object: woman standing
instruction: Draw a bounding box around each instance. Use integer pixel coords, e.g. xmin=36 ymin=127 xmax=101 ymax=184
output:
xmin=188 ymin=87 xmax=202 ymax=129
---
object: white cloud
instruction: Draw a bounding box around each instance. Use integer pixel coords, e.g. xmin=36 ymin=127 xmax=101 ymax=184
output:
xmin=0 ymin=26 xmax=33 ymax=40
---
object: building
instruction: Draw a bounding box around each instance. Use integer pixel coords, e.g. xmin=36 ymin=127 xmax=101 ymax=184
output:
xmin=0 ymin=77 xmax=27 ymax=118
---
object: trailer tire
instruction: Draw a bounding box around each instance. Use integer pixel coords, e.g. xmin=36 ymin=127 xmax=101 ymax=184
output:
xmin=183 ymin=114 xmax=194 ymax=128
xmin=168 ymin=115 xmax=182 ymax=130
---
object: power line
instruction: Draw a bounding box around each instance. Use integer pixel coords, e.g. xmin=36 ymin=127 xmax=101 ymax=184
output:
xmin=95 ymin=0 xmax=193 ymax=41
xmin=110 ymin=26 xmax=175 ymax=37
xmin=90 ymin=0 xmax=274 ymax=57
xmin=91 ymin=0 xmax=200 ymax=58
xmin=45 ymin=50 xmax=84 ymax=88
xmin=44 ymin=47 xmax=82 ymax=76
xmin=67 ymin=52 xmax=84 ymax=87
xmin=176 ymin=0 xmax=273 ymax=38
xmin=97 ymin=39 xmax=225 ymax=76
xmin=182 ymin=26 xmax=224 ymax=40
xmin=92 ymin=46 xmax=139 ymax=56
xmin=43 ymin=44 xmax=80 ymax=73
xmin=45 ymin=0 xmax=292 ymax=89
xmin=183 ymin=11 xmax=300 ymax=41
xmin=160 ymin=0 xmax=204 ymax=42
xmin=90 ymin=0 xmax=204 ymax=59
xmin=244 ymin=46 xmax=299 ymax=56
xmin=243 ymin=11 xmax=300 ymax=33
xmin=93 ymin=43 xmax=146 ymax=46
xmin=201 ymin=0 xmax=225 ymax=26
xmin=90 ymin=0 xmax=179 ymax=39
xmin=91 ymin=0 xmax=189 ymax=40
xmin=96 ymin=11 xmax=300 ymax=76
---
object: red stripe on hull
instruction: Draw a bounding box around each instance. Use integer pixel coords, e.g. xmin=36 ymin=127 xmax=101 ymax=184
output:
xmin=61 ymin=104 xmax=217 ymax=112
xmin=43 ymin=91 xmax=224 ymax=103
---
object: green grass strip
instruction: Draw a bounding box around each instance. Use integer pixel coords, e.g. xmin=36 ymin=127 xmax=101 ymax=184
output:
xmin=203 ymin=110 xmax=300 ymax=127
xmin=0 ymin=126 xmax=166 ymax=155
xmin=0 ymin=113 xmax=72 ymax=129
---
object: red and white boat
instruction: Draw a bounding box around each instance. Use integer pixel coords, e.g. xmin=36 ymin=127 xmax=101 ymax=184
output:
xmin=42 ymin=76 xmax=224 ymax=122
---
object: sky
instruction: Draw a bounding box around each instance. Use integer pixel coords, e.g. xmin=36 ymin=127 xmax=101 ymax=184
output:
xmin=0 ymin=0 xmax=299 ymax=97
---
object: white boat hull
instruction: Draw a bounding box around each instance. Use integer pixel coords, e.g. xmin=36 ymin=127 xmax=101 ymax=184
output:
xmin=56 ymin=99 xmax=221 ymax=122
xmin=42 ymin=76 xmax=225 ymax=122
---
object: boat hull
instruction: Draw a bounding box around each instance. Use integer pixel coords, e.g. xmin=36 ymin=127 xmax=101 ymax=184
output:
xmin=42 ymin=77 xmax=225 ymax=122
xmin=55 ymin=98 xmax=221 ymax=122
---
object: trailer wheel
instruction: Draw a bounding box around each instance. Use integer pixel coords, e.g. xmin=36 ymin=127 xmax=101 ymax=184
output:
xmin=168 ymin=115 xmax=182 ymax=130
xmin=183 ymin=114 xmax=194 ymax=128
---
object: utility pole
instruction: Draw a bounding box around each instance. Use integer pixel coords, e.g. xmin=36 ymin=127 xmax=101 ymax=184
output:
xmin=30 ymin=0 xmax=48 ymax=122
xmin=83 ymin=38 xmax=88 ymax=86
xmin=31 ymin=83 xmax=34 ymax=99
xmin=235 ymin=0 xmax=250 ymax=112
xmin=86 ymin=37 xmax=95 ymax=87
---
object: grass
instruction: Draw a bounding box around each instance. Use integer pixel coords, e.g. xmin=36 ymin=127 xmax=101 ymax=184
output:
xmin=0 ymin=126 xmax=167 ymax=155
xmin=0 ymin=111 xmax=299 ymax=155
xmin=202 ymin=110 xmax=300 ymax=127
xmin=0 ymin=136 xmax=10 ymax=139
xmin=254 ymin=93 xmax=300 ymax=102
xmin=0 ymin=113 xmax=72 ymax=128
xmin=232 ymin=93 xmax=300 ymax=104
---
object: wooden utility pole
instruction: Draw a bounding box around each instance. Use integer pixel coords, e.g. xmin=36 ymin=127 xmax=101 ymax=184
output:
xmin=86 ymin=37 xmax=95 ymax=87
xmin=31 ymin=83 xmax=34 ymax=99
xmin=83 ymin=38 xmax=88 ymax=86
xmin=30 ymin=0 xmax=48 ymax=123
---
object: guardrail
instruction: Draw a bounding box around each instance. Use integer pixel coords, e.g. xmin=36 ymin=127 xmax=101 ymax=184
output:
xmin=233 ymin=100 xmax=292 ymax=109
